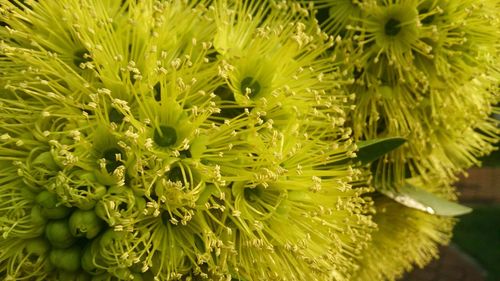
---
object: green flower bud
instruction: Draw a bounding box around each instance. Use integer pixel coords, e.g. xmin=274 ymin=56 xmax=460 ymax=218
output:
xmin=49 ymin=246 xmax=82 ymax=272
xmin=45 ymin=219 xmax=76 ymax=248
xmin=42 ymin=206 xmax=72 ymax=220
xmin=36 ymin=190 xmax=58 ymax=208
xmin=36 ymin=190 xmax=71 ymax=219
xmin=25 ymin=237 xmax=51 ymax=257
xmin=30 ymin=204 xmax=48 ymax=227
xmin=69 ymin=209 xmax=105 ymax=239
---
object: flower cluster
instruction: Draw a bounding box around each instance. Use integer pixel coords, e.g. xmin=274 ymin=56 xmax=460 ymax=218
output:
xmin=306 ymin=0 xmax=500 ymax=279
xmin=0 ymin=1 xmax=374 ymax=280
xmin=1 ymin=0 xmax=499 ymax=280
xmin=313 ymin=0 xmax=500 ymax=181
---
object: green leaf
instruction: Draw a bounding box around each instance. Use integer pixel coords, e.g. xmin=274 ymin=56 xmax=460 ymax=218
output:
xmin=356 ymin=137 xmax=406 ymax=165
xmin=380 ymin=183 xmax=472 ymax=216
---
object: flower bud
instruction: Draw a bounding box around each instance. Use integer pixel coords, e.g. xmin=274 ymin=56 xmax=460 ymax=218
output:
xmin=69 ymin=209 xmax=104 ymax=239
xmin=30 ymin=205 xmax=48 ymax=231
xmin=25 ymin=237 xmax=51 ymax=257
xmin=45 ymin=219 xmax=76 ymax=248
xmin=36 ymin=190 xmax=71 ymax=219
xmin=49 ymin=246 xmax=82 ymax=272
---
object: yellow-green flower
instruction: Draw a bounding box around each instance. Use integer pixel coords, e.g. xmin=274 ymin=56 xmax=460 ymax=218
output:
xmin=0 ymin=0 xmax=374 ymax=280
xmin=330 ymin=0 xmax=500 ymax=184
xmin=353 ymin=195 xmax=455 ymax=281
xmin=309 ymin=0 xmax=500 ymax=280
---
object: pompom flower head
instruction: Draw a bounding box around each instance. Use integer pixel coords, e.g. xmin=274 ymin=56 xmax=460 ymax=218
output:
xmin=0 ymin=0 xmax=374 ymax=280
xmin=353 ymin=176 xmax=457 ymax=281
xmin=306 ymin=0 xmax=500 ymax=280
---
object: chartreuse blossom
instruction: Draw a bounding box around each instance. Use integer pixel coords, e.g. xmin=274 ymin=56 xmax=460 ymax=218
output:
xmin=315 ymin=0 xmax=500 ymax=183
xmin=302 ymin=0 xmax=500 ymax=280
xmin=0 ymin=0 xmax=374 ymax=280
xmin=353 ymin=181 xmax=455 ymax=281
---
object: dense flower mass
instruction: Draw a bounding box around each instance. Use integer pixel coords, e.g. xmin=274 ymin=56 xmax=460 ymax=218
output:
xmin=304 ymin=0 xmax=500 ymax=280
xmin=1 ymin=0 xmax=499 ymax=280
xmin=315 ymin=0 xmax=500 ymax=183
xmin=0 ymin=1 xmax=374 ymax=280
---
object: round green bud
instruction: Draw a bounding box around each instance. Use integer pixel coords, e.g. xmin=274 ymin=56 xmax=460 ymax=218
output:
xmin=36 ymin=190 xmax=71 ymax=219
xmin=81 ymin=247 xmax=95 ymax=274
xmin=42 ymin=206 xmax=72 ymax=220
xmin=69 ymin=209 xmax=104 ymax=239
xmin=25 ymin=237 xmax=51 ymax=257
xmin=49 ymin=246 xmax=82 ymax=272
xmin=30 ymin=205 xmax=48 ymax=225
xmin=36 ymin=190 xmax=58 ymax=208
xmin=45 ymin=219 xmax=76 ymax=248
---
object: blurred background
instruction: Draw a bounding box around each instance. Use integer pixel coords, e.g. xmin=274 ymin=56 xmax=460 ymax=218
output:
xmin=402 ymin=143 xmax=500 ymax=281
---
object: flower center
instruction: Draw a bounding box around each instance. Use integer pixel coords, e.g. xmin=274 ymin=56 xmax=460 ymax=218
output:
xmin=240 ymin=76 xmax=261 ymax=97
xmin=419 ymin=8 xmax=435 ymax=25
xmin=103 ymin=148 xmax=124 ymax=173
xmin=154 ymin=82 xmax=162 ymax=101
xmin=168 ymin=166 xmax=184 ymax=183
xmin=244 ymin=186 xmax=263 ymax=203
xmin=108 ymin=108 xmax=124 ymax=123
xmin=384 ymin=18 xmax=401 ymax=36
xmin=73 ymin=49 xmax=91 ymax=67
xmin=154 ymin=125 xmax=177 ymax=147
